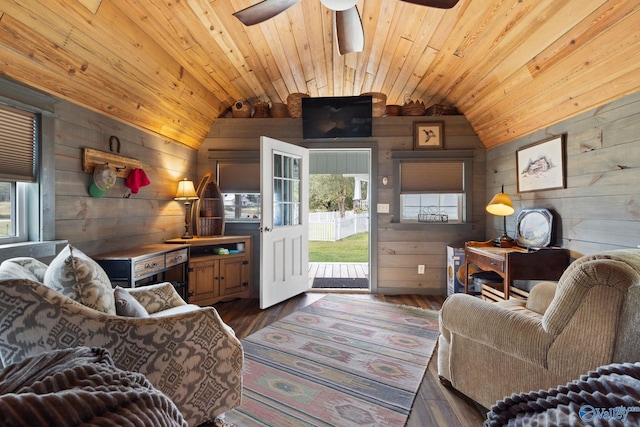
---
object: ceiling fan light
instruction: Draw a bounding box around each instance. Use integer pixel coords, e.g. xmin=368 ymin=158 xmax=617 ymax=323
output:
xmin=320 ymin=0 xmax=358 ymax=11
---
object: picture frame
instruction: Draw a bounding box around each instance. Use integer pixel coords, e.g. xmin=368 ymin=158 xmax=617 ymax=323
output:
xmin=413 ymin=121 xmax=444 ymax=149
xmin=516 ymin=134 xmax=566 ymax=193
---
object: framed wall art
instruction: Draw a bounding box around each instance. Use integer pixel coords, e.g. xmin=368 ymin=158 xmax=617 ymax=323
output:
xmin=516 ymin=134 xmax=566 ymax=193
xmin=414 ymin=121 xmax=444 ymax=149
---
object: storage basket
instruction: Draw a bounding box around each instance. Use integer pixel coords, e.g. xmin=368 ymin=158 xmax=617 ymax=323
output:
xmin=360 ymin=92 xmax=387 ymax=117
xmin=252 ymin=101 xmax=270 ymax=118
xmin=231 ymin=101 xmax=252 ymax=118
xmin=384 ymin=104 xmax=402 ymax=116
xmin=401 ymin=99 xmax=426 ymax=116
xmin=286 ymin=93 xmax=309 ymax=118
xmin=270 ymin=102 xmax=290 ymax=118
xmin=425 ymin=104 xmax=459 ymax=116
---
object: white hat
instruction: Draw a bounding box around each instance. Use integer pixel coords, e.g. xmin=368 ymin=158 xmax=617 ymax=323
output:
xmin=89 ymin=164 xmax=117 ymax=198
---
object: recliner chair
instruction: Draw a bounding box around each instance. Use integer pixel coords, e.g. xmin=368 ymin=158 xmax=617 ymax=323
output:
xmin=437 ymin=248 xmax=640 ymax=409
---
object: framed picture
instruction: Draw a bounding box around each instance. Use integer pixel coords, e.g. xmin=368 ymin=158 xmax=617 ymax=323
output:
xmin=414 ymin=121 xmax=444 ymax=149
xmin=516 ymin=134 xmax=566 ymax=193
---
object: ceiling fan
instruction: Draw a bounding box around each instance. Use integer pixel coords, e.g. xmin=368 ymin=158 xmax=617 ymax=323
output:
xmin=233 ymin=0 xmax=460 ymax=55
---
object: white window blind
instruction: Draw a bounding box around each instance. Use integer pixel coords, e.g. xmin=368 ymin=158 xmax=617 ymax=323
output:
xmin=400 ymin=161 xmax=463 ymax=193
xmin=0 ymin=104 xmax=37 ymax=182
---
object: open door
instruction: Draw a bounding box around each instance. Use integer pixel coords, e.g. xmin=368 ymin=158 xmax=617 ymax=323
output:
xmin=260 ymin=136 xmax=309 ymax=309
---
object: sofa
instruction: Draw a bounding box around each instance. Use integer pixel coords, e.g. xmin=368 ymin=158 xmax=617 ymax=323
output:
xmin=437 ymin=248 xmax=640 ymax=410
xmin=0 ymin=245 xmax=243 ymax=427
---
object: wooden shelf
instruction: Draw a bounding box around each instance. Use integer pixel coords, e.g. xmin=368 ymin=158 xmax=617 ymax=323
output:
xmin=193 ymin=173 xmax=225 ymax=236
xmin=82 ymin=148 xmax=142 ymax=179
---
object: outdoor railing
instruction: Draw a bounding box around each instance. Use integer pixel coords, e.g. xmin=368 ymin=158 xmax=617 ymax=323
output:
xmin=309 ymin=211 xmax=369 ymax=241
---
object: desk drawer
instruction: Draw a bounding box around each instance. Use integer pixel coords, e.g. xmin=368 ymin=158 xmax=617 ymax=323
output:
xmin=166 ymin=248 xmax=188 ymax=268
xmin=466 ymin=250 xmax=505 ymax=273
xmin=134 ymin=254 xmax=165 ymax=278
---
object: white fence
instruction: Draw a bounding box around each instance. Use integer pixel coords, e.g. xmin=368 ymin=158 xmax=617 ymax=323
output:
xmin=309 ymin=211 xmax=369 ymax=241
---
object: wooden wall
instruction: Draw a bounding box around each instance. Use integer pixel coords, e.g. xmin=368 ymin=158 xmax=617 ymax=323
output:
xmin=52 ymin=99 xmax=197 ymax=258
xmin=486 ymin=90 xmax=640 ymax=258
xmin=200 ymin=115 xmax=485 ymax=295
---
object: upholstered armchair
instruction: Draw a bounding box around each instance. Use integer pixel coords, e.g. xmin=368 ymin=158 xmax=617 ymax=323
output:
xmin=438 ymin=248 xmax=640 ymax=409
xmin=0 ymin=252 xmax=243 ymax=427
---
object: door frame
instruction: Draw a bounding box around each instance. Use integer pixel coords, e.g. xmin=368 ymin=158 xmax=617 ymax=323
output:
xmin=306 ymin=141 xmax=378 ymax=293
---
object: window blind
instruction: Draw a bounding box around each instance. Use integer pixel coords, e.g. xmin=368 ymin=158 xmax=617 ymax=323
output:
xmin=0 ymin=104 xmax=37 ymax=182
xmin=218 ymin=161 xmax=260 ymax=193
xmin=400 ymin=161 xmax=463 ymax=193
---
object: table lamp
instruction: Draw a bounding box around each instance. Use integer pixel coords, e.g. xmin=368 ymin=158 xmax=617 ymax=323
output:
xmin=175 ymin=178 xmax=199 ymax=239
xmin=486 ymin=185 xmax=515 ymax=247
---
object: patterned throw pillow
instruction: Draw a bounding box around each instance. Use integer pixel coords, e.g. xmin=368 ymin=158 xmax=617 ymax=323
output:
xmin=114 ymin=286 xmax=149 ymax=317
xmin=44 ymin=244 xmax=116 ymax=315
xmin=0 ymin=257 xmax=48 ymax=282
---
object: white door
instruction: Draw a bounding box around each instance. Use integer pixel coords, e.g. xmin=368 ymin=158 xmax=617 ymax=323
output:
xmin=260 ymin=136 xmax=309 ymax=309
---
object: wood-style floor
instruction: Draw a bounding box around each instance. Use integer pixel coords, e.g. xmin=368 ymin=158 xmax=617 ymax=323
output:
xmin=213 ymin=292 xmax=488 ymax=427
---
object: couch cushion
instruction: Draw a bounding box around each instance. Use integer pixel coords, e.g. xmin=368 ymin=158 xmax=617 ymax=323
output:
xmin=114 ymin=286 xmax=149 ymax=317
xmin=0 ymin=257 xmax=48 ymax=282
xmin=44 ymin=244 xmax=116 ymax=315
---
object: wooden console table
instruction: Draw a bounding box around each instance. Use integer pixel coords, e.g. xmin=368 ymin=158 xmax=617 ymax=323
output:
xmin=464 ymin=240 xmax=570 ymax=300
xmin=94 ymin=244 xmax=190 ymax=301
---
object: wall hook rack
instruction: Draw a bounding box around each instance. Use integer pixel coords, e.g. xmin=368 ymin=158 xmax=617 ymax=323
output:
xmin=82 ymin=148 xmax=142 ymax=179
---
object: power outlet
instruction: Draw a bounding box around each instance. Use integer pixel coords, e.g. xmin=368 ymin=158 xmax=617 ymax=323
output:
xmin=418 ymin=264 xmax=425 ymax=275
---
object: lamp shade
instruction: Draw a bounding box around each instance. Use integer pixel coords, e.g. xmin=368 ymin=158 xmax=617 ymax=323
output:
xmin=320 ymin=0 xmax=358 ymax=11
xmin=486 ymin=190 xmax=514 ymax=216
xmin=174 ymin=178 xmax=198 ymax=200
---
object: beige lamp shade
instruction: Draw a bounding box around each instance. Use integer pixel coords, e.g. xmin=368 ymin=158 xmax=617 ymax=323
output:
xmin=486 ymin=187 xmax=514 ymax=216
xmin=175 ymin=179 xmax=199 ymax=200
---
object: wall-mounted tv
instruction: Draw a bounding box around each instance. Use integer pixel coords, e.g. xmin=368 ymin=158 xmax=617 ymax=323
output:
xmin=302 ymin=96 xmax=373 ymax=139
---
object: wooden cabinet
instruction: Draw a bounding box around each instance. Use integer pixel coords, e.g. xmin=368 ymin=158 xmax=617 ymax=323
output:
xmin=193 ymin=172 xmax=224 ymax=237
xmin=166 ymin=236 xmax=252 ymax=306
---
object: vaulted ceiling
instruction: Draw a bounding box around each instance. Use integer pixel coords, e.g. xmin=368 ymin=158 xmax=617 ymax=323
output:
xmin=0 ymin=0 xmax=638 ymax=150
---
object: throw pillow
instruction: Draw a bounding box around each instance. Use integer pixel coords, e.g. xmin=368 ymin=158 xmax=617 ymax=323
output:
xmin=44 ymin=244 xmax=116 ymax=315
xmin=0 ymin=257 xmax=48 ymax=282
xmin=114 ymin=286 xmax=149 ymax=317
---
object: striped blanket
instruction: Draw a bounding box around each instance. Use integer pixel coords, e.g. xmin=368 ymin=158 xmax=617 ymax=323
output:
xmin=0 ymin=346 xmax=186 ymax=427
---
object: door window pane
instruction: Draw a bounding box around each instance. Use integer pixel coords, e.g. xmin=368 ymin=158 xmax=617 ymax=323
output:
xmin=273 ymin=153 xmax=302 ymax=228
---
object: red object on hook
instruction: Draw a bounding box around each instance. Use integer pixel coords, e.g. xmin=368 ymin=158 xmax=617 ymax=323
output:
xmin=125 ymin=168 xmax=150 ymax=193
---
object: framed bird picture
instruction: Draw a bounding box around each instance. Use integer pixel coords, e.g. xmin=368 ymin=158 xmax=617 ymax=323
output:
xmin=414 ymin=121 xmax=444 ymax=149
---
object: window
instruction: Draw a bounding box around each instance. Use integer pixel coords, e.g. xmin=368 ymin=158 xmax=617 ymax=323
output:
xmin=0 ymin=104 xmax=38 ymax=244
xmin=392 ymin=151 xmax=473 ymax=225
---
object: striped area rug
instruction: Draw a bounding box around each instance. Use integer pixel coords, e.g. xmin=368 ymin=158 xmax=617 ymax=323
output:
xmin=223 ymin=294 xmax=440 ymax=426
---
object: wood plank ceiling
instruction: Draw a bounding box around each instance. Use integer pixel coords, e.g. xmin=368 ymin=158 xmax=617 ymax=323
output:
xmin=0 ymin=0 xmax=638 ymax=150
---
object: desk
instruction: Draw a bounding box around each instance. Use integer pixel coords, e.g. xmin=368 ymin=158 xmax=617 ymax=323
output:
xmin=464 ymin=241 xmax=570 ymax=300
xmin=94 ymin=244 xmax=190 ymax=301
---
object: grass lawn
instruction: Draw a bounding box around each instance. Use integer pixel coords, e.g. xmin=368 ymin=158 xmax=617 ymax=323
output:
xmin=309 ymin=232 xmax=368 ymax=262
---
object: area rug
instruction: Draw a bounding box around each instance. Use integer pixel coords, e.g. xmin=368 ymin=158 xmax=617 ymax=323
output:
xmin=312 ymin=277 xmax=369 ymax=289
xmin=223 ymin=294 xmax=440 ymax=426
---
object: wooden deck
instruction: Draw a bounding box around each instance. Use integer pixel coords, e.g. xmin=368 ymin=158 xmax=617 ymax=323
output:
xmin=308 ymin=262 xmax=368 ymax=279
xmin=308 ymin=262 xmax=369 ymax=289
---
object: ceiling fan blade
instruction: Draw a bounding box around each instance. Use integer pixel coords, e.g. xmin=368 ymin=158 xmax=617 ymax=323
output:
xmin=400 ymin=0 xmax=460 ymax=9
xmin=233 ymin=0 xmax=301 ymax=26
xmin=335 ymin=7 xmax=364 ymax=55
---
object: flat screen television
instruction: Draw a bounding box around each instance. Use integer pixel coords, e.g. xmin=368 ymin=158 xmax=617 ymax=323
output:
xmin=302 ymin=96 xmax=372 ymax=139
